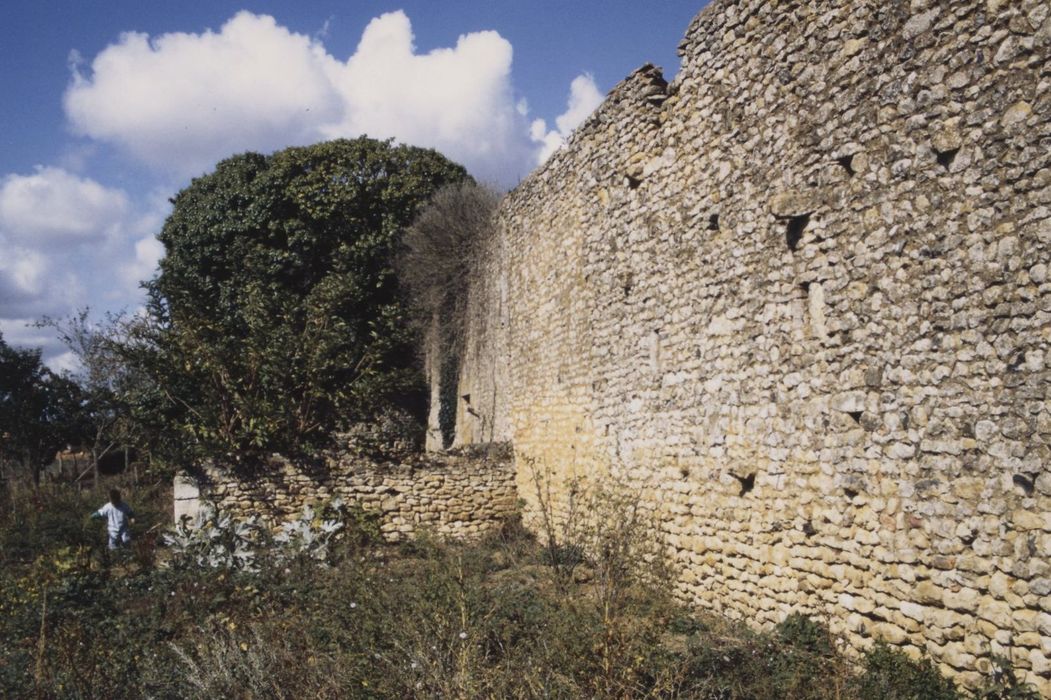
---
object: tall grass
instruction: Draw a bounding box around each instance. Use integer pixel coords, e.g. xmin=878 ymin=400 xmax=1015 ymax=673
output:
xmin=0 ymin=480 xmax=1037 ymax=699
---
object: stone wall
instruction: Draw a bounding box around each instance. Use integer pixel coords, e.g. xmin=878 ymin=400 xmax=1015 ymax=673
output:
xmin=176 ymin=445 xmax=516 ymax=543
xmin=435 ymin=0 xmax=1051 ymax=693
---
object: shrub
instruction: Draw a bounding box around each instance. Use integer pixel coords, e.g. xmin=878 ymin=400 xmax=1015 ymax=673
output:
xmin=777 ymin=612 xmax=836 ymax=657
xmin=164 ymin=503 xmax=261 ymax=571
xmin=972 ymin=655 xmax=1041 ymax=700
xmin=854 ymin=642 xmax=961 ymax=700
xmin=164 ymin=498 xmax=365 ymax=570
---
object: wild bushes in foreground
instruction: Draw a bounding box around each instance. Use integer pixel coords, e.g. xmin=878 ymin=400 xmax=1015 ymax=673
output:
xmin=0 ymin=482 xmax=1039 ymax=699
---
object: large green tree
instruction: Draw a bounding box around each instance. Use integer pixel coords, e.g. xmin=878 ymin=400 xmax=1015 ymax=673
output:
xmin=143 ymin=138 xmax=468 ymax=464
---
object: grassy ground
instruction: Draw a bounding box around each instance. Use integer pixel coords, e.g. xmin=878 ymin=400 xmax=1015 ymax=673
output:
xmin=0 ymin=480 xmax=1037 ymax=699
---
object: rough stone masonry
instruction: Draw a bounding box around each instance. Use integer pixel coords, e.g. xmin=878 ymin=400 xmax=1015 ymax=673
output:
xmin=175 ymin=444 xmax=517 ymax=543
xmin=432 ymin=0 xmax=1051 ymax=693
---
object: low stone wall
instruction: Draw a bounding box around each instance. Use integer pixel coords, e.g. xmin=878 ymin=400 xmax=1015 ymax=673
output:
xmin=173 ymin=445 xmax=517 ymax=542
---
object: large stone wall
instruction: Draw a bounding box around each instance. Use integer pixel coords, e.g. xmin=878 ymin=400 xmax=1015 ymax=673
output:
xmin=176 ymin=445 xmax=516 ymax=543
xmin=436 ymin=0 xmax=1051 ymax=692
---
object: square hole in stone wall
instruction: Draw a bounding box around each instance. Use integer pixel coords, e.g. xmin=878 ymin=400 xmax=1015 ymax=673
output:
xmin=785 ymin=213 xmax=810 ymax=251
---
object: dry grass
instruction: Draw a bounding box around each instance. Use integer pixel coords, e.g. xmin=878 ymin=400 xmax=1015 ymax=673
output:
xmin=1 ymin=481 xmax=1035 ymax=699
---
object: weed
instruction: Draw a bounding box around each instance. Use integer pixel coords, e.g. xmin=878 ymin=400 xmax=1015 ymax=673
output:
xmin=854 ymin=642 xmax=961 ymax=700
xmin=0 ymin=482 xmax=1041 ymax=700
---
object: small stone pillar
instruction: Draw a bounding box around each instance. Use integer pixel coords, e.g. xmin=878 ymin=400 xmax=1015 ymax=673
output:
xmin=173 ymin=472 xmax=201 ymax=525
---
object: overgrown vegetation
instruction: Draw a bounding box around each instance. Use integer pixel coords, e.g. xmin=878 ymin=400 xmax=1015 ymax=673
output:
xmin=397 ymin=181 xmax=501 ymax=447
xmin=0 ymin=481 xmax=1036 ymax=699
xmin=3 ymin=139 xmax=473 ymax=482
xmin=398 ymin=180 xmax=501 ymax=346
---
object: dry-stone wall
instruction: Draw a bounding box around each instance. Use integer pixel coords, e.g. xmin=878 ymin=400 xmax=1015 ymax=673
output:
xmin=436 ymin=0 xmax=1051 ymax=692
xmin=176 ymin=445 xmax=516 ymax=543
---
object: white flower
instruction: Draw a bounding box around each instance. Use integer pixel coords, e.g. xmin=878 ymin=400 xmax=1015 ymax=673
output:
xmin=458 ymin=631 xmax=467 ymax=640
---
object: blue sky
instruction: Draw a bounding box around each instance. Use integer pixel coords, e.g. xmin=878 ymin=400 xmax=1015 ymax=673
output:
xmin=0 ymin=0 xmax=705 ymax=366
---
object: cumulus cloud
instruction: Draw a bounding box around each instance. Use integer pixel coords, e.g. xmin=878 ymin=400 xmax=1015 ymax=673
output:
xmin=120 ymin=236 xmax=165 ymax=292
xmin=0 ymin=167 xmax=130 ymax=321
xmin=0 ymin=319 xmax=75 ymax=369
xmin=0 ymin=168 xmax=162 ymax=354
xmin=0 ymin=167 xmax=129 ymax=245
xmin=319 ymin=12 xmax=530 ymax=184
xmin=114 ymin=190 xmax=170 ymax=293
xmin=0 ymin=249 xmax=50 ymax=312
xmin=65 ymin=12 xmax=341 ymax=179
xmin=531 ymin=73 xmax=605 ymax=163
xmin=0 ymin=246 xmax=84 ymax=320
xmin=64 ymin=11 xmax=603 ymax=186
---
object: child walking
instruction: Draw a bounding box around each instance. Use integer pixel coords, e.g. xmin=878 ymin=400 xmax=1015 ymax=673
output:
xmin=91 ymin=489 xmax=135 ymax=550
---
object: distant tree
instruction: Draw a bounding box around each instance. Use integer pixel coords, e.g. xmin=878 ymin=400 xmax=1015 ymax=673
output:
xmin=0 ymin=332 xmax=84 ymax=484
xmin=141 ymin=138 xmax=469 ymax=466
xmin=37 ymin=310 xmax=149 ymax=483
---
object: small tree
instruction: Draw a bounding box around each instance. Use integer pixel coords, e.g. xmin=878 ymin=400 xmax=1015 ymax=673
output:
xmin=37 ymin=310 xmax=146 ymax=484
xmin=398 ymin=180 xmax=501 ymax=349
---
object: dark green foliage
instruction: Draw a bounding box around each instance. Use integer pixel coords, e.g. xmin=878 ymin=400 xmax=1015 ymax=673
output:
xmin=973 ymin=655 xmax=1041 ymax=700
xmin=854 ymin=641 xmax=961 ymax=700
xmin=142 ymin=138 xmax=468 ymax=464
xmin=38 ymin=310 xmax=155 ymax=479
xmin=0 ymin=331 xmax=85 ymax=483
xmin=777 ymin=611 xmax=835 ymax=657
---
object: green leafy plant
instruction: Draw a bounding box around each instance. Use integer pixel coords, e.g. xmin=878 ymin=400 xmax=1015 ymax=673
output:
xmin=164 ymin=499 xmax=363 ymax=570
xmin=853 ymin=641 xmax=961 ymax=700
xmin=164 ymin=503 xmax=261 ymax=571
xmin=777 ymin=612 xmax=836 ymax=657
xmin=0 ymin=332 xmax=85 ymax=484
xmin=3 ymin=484 xmax=1040 ymax=700
xmin=972 ymin=654 xmax=1040 ymax=700
xmin=272 ymin=500 xmax=347 ymax=565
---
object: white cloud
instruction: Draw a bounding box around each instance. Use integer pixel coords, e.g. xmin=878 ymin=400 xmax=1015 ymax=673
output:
xmin=0 ymin=248 xmax=49 ymax=309
xmin=0 ymin=319 xmax=74 ymax=369
xmin=0 ymin=167 xmax=160 ymax=332
xmin=65 ymin=12 xmax=341 ymax=179
xmin=319 ymin=12 xmax=530 ymax=184
xmin=0 ymin=246 xmax=84 ymax=319
xmin=0 ymin=167 xmax=128 ymax=245
xmin=0 ymin=167 xmax=125 ymax=320
xmin=556 ymin=74 xmax=604 ymax=135
xmin=116 ymin=190 xmax=170 ymax=293
xmin=531 ymin=73 xmax=604 ymax=164
xmin=63 ymin=11 xmax=604 ymax=186
xmin=120 ymin=236 xmax=165 ymax=291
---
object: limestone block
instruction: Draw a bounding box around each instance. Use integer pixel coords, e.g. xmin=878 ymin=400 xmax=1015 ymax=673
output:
xmin=769 ymin=190 xmax=820 ymax=218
